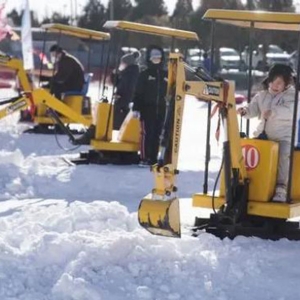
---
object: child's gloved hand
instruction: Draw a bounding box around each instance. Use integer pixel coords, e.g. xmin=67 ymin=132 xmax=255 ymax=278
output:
xmin=237 ymin=107 xmax=246 ymax=116
xmin=132 ymin=111 xmax=140 ymax=119
xmin=262 ymin=110 xmax=272 ymax=119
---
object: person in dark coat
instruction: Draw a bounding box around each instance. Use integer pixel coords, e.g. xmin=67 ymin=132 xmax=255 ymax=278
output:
xmin=132 ymin=45 xmax=168 ymax=166
xmin=112 ymin=51 xmax=140 ymax=129
xmin=48 ymin=44 xmax=85 ymax=99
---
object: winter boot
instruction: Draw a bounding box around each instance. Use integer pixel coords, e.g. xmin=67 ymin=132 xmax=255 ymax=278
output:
xmin=73 ymin=125 xmax=95 ymax=145
xmin=272 ymin=185 xmax=287 ymax=203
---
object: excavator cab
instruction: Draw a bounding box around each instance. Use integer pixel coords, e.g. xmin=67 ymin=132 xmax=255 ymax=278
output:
xmin=138 ymin=10 xmax=300 ymax=240
xmin=24 ymin=23 xmax=110 ymax=133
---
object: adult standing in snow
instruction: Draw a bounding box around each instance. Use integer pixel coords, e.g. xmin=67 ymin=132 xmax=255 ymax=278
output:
xmin=112 ymin=51 xmax=140 ymax=129
xmin=132 ymin=45 xmax=168 ymax=166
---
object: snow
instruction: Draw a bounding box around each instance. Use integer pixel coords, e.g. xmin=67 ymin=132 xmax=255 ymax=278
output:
xmin=0 ymin=85 xmax=300 ymax=300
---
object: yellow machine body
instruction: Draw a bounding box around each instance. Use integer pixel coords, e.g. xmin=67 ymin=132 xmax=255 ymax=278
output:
xmin=118 ymin=111 xmax=141 ymax=144
xmin=291 ymin=151 xmax=300 ymax=199
xmin=34 ymin=94 xmax=92 ymax=125
xmin=90 ymin=102 xmax=140 ymax=152
xmin=193 ymin=140 xmax=300 ymax=219
xmin=0 ymin=54 xmax=32 ymax=91
xmin=0 ymin=89 xmax=92 ymax=127
xmin=219 ymin=139 xmax=278 ymax=202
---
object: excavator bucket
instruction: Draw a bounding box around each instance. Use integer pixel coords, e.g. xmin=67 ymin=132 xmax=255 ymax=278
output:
xmin=138 ymin=197 xmax=181 ymax=238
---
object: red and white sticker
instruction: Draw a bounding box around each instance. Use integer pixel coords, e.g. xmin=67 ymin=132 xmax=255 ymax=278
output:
xmin=242 ymin=145 xmax=260 ymax=171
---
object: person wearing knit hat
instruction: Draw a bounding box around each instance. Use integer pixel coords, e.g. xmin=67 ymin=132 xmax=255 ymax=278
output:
xmin=131 ymin=45 xmax=168 ymax=167
xmin=120 ymin=51 xmax=140 ymax=67
xmin=112 ymin=50 xmax=140 ymax=129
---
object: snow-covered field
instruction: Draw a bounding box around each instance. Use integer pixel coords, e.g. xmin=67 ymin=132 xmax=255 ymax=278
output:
xmin=0 ymin=85 xmax=300 ymax=300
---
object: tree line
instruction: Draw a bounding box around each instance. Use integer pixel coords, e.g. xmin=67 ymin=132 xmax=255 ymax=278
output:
xmin=6 ymin=0 xmax=298 ymax=52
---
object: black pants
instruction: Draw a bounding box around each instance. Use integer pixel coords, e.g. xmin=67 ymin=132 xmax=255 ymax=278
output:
xmin=46 ymin=79 xmax=81 ymax=100
xmin=51 ymin=81 xmax=67 ymax=100
xmin=40 ymin=78 xmax=65 ymax=100
xmin=140 ymin=111 xmax=164 ymax=164
xmin=113 ymin=105 xmax=129 ymax=130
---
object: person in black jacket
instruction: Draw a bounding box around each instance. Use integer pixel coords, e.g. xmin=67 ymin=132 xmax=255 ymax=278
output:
xmin=112 ymin=51 xmax=140 ymax=129
xmin=132 ymin=45 xmax=168 ymax=166
xmin=48 ymin=44 xmax=85 ymax=99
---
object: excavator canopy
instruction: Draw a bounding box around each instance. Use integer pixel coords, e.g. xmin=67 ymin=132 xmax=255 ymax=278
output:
xmin=103 ymin=20 xmax=199 ymax=41
xmin=203 ymin=9 xmax=300 ymax=31
xmin=41 ymin=23 xmax=111 ymax=40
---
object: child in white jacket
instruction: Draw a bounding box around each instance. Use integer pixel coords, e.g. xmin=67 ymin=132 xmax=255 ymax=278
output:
xmin=238 ymin=64 xmax=295 ymax=202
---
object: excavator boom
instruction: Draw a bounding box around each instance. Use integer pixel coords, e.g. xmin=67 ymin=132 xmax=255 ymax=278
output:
xmin=0 ymin=53 xmax=32 ymax=91
xmin=138 ymin=53 xmax=247 ymax=238
xmin=0 ymin=89 xmax=93 ymax=127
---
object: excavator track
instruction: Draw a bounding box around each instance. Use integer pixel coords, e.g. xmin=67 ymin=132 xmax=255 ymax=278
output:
xmin=70 ymin=149 xmax=140 ymax=165
xmin=193 ymin=214 xmax=300 ymax=241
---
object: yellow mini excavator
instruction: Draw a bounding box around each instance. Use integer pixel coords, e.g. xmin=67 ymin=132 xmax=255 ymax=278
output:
xmin=0 ymin=22 xmax=200 ymax=165
xmin=0 ymin=24 xmax=110 ymax=134
xmin=69 ymin=21 xmax=200 ymax=164
xmin=25 ymin=23 xmax=111 ymax=133
xmin=138 ymin=10 xmax=300 ymax=240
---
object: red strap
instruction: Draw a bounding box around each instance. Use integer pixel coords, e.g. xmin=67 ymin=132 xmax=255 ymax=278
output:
xmin=24 ymin=92 xmax=36 ymax=119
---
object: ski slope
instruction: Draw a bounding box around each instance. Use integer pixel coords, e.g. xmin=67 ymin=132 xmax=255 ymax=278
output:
xmin=0 ymin=85 xmax=299 ymax=300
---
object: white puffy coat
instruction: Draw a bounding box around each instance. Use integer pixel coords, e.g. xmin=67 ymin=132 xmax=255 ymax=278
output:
xmin=244 ymin=86 xmax=296 ymax=142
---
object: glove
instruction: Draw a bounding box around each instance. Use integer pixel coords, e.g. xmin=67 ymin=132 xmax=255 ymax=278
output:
xmin=128 ymin=102 xmax=134 ymax=110
xmin=132 ymin=111 xmax=140 ymax=119
xmin=237 ymin=107 xmax=246 ymax=116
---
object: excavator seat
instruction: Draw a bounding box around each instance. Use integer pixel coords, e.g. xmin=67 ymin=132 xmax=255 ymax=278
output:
xmin=64 ymin=73 xmax=93 ymax=97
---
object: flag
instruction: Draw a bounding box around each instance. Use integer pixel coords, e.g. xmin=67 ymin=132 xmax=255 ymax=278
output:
xmin=21 ymin=0 xmax=34 ymax=70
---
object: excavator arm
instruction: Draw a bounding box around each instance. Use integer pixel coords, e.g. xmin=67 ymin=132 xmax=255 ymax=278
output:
xmin=0 ymin=89 xmax=92 ymax=129
xmin=138 ymin=53 xmax=248 ymax=238
xmin=0 ymin=53 xmax=32 ymax=91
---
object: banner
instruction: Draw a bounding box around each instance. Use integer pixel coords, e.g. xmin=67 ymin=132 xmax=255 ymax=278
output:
xmin=21 ymin=0 xmax=34 ymax=70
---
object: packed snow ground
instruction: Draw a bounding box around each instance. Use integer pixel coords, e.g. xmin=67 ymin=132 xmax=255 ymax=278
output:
xmin=0 ymin=84 xmax=299 ymax=300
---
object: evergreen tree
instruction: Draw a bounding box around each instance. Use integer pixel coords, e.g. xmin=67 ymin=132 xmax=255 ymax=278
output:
xmin=7 ymin=9 xmax=22 ymax=26
xmin=78 ymin=0 xmax=107 ymax=30
xmin=41 ymin=12 xmax=69 ymax=25
xmin=7 ymin=9 xmax=39 ymax=27
xmin=190 ymin=0 xmax=245 ymax=49
xmin=130 ymin=0 xmax=168 ymax=21
xmin=253 ymin=0 xmax=295 ymax=12
xmin=107 ymin=0 xmax=132 ymax=20
xmin=171 ymin=0 xmax=193 ymax=30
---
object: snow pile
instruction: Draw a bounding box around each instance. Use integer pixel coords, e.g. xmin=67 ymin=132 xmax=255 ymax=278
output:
xmin=0 ymin=199 xmax=299 ymax=300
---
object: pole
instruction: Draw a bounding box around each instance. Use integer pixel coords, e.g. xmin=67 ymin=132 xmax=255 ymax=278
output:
xmin=70 ymin=0 xmax=74 ymax=25
xmin=74 ymin=0 xmax=78 ymax=26
xmin=246 ymin=22 xmax=254 ymax=136
xmin=203 ymin=20 xmax=215 ymax=194
xmin=110 ymin=0 xmax=114 ymax=20
xmin=287 ymin=30 xmax=300 ymax=203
